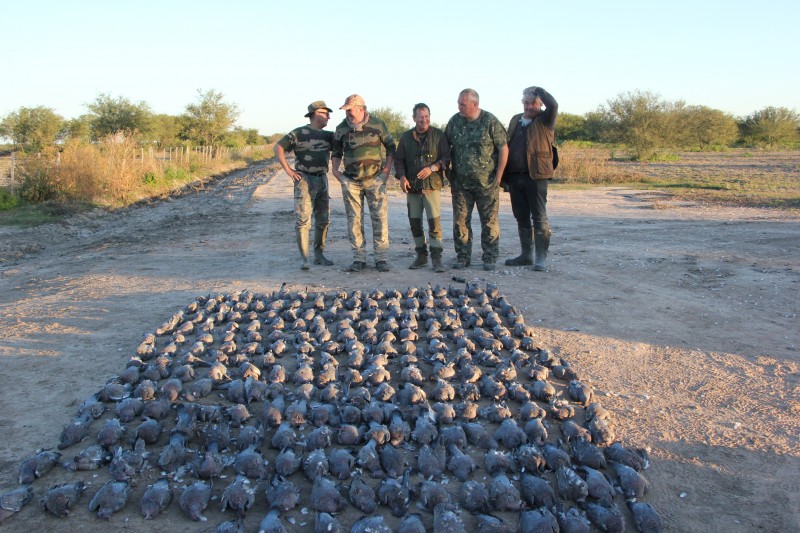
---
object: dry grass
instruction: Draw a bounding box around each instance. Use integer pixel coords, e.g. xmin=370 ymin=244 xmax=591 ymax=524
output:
xmin=553 ymin=143 xmax=800 ymax=209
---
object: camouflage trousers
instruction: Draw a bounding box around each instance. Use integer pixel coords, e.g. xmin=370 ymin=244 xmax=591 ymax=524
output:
xmin=294 ymin=172 xmax=330 ymax=232
xmin=452 ymin=184 xmax=500 ymax=264
xmin=339 ymin=174 xmax=389 ymax=262
xmin=406 ymin=190 xmax=443 ymax=252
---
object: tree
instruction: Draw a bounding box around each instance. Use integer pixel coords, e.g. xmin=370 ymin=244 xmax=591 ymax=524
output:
xmin=370 ymin=106 xmax=409 ymax=142
xmin=180 ymin=89 xmax=240 ymax=146
xmin=148 ymin=114 xmax=181 ymax=147
xmin=556 ymin=113 xmax=587 ymax=142
xmin=62 ymin=114 xmax=93 ymax=143
xmin=739 ymin=106 xmax=800 ymax=147
xmin=0 ymin=106 xmax=65 ymax=152
xmin=679 ymin=105 xmax=738 ymax=149
xmin=87 ymin=93 xmax=153 ymax=139
xmin=600 ymin=90 xmax=676 ymax=160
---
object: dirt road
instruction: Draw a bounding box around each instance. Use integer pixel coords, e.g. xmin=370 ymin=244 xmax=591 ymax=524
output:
xmin=1 ymin=161 xmax=798 ymax=531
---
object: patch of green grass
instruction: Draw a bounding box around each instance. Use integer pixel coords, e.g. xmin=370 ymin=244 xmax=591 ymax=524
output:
xmin=0 ymin=188 xmax=21 ymax=210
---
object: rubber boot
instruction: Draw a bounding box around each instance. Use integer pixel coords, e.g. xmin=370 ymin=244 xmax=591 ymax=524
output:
xmin=505 ymin=227 xmax=533 ymax=266
xmin=430 ymin=248 xmax=445 ymax=272
xmin=313 ymin=226 xmax=333 ymax=266
xmin=409 ymin=246 xmax=428 ymax=269
xmin=533 ymin=228 xmax=551 ymax=271
xmin=297 ymin=228 xmax=310 ymax=270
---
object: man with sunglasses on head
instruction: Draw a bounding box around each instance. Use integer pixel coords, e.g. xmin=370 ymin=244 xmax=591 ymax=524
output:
xmin=274 ymin=100 xmax=336 ymax=270
xmin=331 ymin=94 xmax=396 ymax=273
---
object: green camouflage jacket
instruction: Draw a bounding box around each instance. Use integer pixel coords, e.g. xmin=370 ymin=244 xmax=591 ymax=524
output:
xmin=276 ymin=126 xmax=334 ymax=174
xmin=445 ymin=110 xmax=508 ymax=190
xmin=332 ymin=114 xmax=396 ymax=180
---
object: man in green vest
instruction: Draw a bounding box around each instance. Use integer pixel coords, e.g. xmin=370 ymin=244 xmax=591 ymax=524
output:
xmin=394 ymin=103 xmax=451 ymax=272
xmin=502 ymin=86 xmax=558 ymax=271
xmin=274 ymin=100 xmax=335 ymax=270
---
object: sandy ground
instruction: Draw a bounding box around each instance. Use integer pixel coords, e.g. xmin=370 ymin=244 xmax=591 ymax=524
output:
xmin=0 ymin=160 xmax=798 ymax=532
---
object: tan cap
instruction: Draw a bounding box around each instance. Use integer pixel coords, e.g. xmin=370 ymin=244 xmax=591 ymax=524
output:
xmin=304 ymin=101 xmax=333 ymax=117
xmin=339 ymin=94 xmax=366 ymax=110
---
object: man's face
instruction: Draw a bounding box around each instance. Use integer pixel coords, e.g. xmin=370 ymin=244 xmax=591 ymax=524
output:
xmin=310 ymin=110 xmax=330 ymax=128
xmin=457 ymin=95 xmax=478 ymax=119
xmin=414 ymin=108 xmax=430 ymax=133
xmin=346 ymin=106 xmax=367 ymax=124
xmin=523 ymin=96 xmax=543 ymax=119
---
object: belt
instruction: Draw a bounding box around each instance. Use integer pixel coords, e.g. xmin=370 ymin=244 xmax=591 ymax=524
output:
xmin=299 ymin=170 xmax=327 ymax=177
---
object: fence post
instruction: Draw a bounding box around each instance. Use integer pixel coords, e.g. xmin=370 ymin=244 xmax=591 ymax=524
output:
xmin=9 ymin=152 xmax=15 ymax=195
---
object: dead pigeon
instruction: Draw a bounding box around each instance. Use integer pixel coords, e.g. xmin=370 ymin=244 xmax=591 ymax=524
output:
xmin=475 ymin=513 xmax=515 ymax=533
xmin=179 ymin=481 xmax=212 ymax=522
xmin=314 ymin=512 xmax=345 ymax=533
xmin=458 ymin=479 xmax=490 ymax=513
xmin=328 ymin=448 xmax=356 ymax=480
xmin=310 ymin=476 xmax=346 ymax=514
xmin=63 ymin=444 xmax=112 ymax=471
xmin=520 ymin=473 xmax=556 ymax=508
xmin=41 ymin=481 xmax=85 ymax=517
xmin=489 ymin=474 xmax=523 ymax=511
xmin=348 ymin=475 xmax=377 ymax=514
xmin=583 ymin=502 xmax=626 ymax=533
xmin=58 ymin=414 xmax=94 ymax=449
xmin=19 ymin=449 xmax=61 ymax=483
xmin=610 ymin=461 xmax=650 ymax=500
xmin=627 ymin=501 xmax=664 ymax=533
xmin=433 ymin=502 xmax=466 ymax=533
xmin=604 ymin=442 xmax=650 ymax=471
xmin=397 ymin=513 xmax=427 ymax=533
xmin=0 ymin=486 xmax=33 ymax=524
xmin=519 ymin=508 xmax=560 ymax=533
xmin=140 ymin=478 xmax=173 ymax=519
xmin=265 ymin=474 xmax=300 ymax=512
xmin=220 ymin=475 xmax=255 ymax=518
xmin=351 ymin=515 xmax=392 ymax=533
xmin=556 ymin=466 xmax=589 ymax=504
xmin=88 ymin=480 xmax=132 ymax=519
xmin=258 ymin=509 xmax=287 ymax=533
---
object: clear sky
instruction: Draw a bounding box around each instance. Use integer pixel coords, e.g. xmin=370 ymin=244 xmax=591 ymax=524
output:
xmin=2 ymin=0 xmax=798 ymax=135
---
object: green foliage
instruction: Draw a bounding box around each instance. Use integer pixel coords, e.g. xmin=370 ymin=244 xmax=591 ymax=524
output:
xmin=87 ymin=93 xmax=153 ymax=140
xmin=222 ymin=127 xmax=262 ymax=149
xmin=62 ymin=114 xmax=93 ymax=143
xmin=180 ymin=89 xmax=240 ymax=146
xmin=370 ymin=106 xmax=410 ymax=143
xmin=0 ymin=188 xmax=21 ymax=210
xmin=556 ymin=113 xmax=588 ymax=141
xmin=678 ymin=105 xmax=738 ymax=150
xmin=739 ymin=106 xmax=800 ymax=147
xmin=600 ymin=90 xmax=678 ymax=160
xmin=17 ymin=161 xmax=60 ymax=202
xmin=0 ymin=106 xmax=65 ymax=152
xmin=148 ymin=114 xmax=182 ymax=147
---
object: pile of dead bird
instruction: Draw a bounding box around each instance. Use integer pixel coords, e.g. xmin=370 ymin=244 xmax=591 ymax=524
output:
xmin=1 ymin=283 xmax=664 ymax=533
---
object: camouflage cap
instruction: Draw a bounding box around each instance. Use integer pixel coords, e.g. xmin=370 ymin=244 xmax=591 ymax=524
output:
xmin=340 ymin=94 xmax=366 ymax=110
xmin=304 ymin=101 xmax=333 ymax=117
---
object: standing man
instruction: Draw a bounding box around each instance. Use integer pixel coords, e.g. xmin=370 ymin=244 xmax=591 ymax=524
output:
xmin=274 ymin=100 xmax=335 ymax=270
xmin=445 ymin=88 xmax=509 ymax=271
xmin=503 ymin=86 xmax=558 ymax=271
xmin=394 ymin=103 xmax=451 ymax=272
xmin=331 ymin=94 xmax=396 ymax=273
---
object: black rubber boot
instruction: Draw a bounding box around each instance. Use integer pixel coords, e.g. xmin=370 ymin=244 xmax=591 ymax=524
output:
xmin=533 ymin=228 xmax=551 ymax=271
xmin=505 ymin=227 xmax=534 ymax=266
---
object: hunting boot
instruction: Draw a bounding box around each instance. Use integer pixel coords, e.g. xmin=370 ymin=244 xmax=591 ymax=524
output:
xmin=313 ymin=226 xmax=334 ymax=266
xmin=533 ymin=228 xmax=551 ymax=271
xmin=409 ymin=246 xmax=428 ymax=269
xmin=297 ymin=228 xmax=310 ymax=270
xmin=430 ymin=247 xmax=445 ymax=272
xmin=505 ymin=227 xmax=534 ymax=266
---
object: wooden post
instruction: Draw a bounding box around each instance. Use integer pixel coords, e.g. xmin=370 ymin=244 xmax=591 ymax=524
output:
xmin=9 ymin=152 xmax=15 ymax=194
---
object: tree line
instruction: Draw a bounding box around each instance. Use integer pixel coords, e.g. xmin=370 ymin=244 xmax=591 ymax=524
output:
xmin=556 ymin=90 xmax=800 ymax=160
xmin=0 ymin=89 xmax=271 ymax=154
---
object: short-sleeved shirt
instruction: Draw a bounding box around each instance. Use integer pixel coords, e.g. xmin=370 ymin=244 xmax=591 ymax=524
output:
xmin=332 ymin=114 xmax=396 ymax=180
xmin=445 ymin=110 xmax=508 ymax=190
xmin=276 ymin=126 xmax=334 ymax=175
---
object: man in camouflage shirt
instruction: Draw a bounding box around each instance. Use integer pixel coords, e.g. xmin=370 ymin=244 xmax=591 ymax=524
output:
xmin=331 ymin=94 xmax=396 ymax=273
xmin=274 ymin=100 xmax=335 ymax=270
xmin=445 ymin=88 xmax=509 ymax=271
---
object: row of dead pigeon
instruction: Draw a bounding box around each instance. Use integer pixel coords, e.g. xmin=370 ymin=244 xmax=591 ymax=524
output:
xmin=1 ymin=284 xmax=664 ymax=532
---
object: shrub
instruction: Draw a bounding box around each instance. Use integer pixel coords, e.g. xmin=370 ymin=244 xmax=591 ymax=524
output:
xmin=0 ymin=188 xmax=20 ymax=210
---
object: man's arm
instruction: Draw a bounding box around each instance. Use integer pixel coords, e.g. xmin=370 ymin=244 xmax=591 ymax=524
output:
xmin=331 ymin=157 xmax=343 ymax=181
xmin=273 ymin=143 xmax=302 ymax=182
xmin=495 ymin=144 xmax=509 ymax=184
xmin=536 ymin=87 xmax=558 ymax=128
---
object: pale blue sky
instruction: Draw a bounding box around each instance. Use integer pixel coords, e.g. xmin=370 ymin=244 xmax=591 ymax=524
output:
xmin=2 ymin=0 xmax=797 ymax=135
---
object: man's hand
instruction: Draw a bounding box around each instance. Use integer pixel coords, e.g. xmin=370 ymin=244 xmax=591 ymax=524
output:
xmin=287 ymin=169 xmax=302 ymax=182
xmin=416 ymin=165 xmax=434 ymax=180
xmin=400 ymin=176 xmax=411 ymax=193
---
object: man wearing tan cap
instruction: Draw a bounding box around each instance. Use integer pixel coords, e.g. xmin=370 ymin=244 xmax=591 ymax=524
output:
xmin=274 ymin=100 xmax=335 ymax=270
xmin=331 ymin=94 xmax=397 ymax=273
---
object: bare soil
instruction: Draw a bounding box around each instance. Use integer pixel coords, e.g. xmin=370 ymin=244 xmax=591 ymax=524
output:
xmin=1 ymin=160 xmax=798 ymax=532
